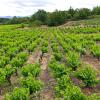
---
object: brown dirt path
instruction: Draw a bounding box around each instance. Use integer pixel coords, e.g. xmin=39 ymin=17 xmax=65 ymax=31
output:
xmin=96 ymin=41 xmax=100 ymax=45
xmin=27 ymin=47 xmax=42 ymax=64
xmin=39 ymin=39 xmax=56 ymax=100
xmin=39 ymin=54 xmax=55 ymax=100
xmin=0 ymin=96 xmax=4 ymax=100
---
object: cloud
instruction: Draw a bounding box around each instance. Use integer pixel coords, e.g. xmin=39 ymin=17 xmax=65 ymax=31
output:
xmin=1 ymin=0 xmax=55 ymax=16
xmin=0 ymin=0 xmax=100 ymax=16
xmin=9 ymin=0 xmax=55 ymax=8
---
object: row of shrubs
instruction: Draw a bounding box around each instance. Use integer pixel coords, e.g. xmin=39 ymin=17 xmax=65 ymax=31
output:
xmin=4 ymin=63 xmax=43 ymax=100
xmin=49 ymin=32 xmax=100 ymax=99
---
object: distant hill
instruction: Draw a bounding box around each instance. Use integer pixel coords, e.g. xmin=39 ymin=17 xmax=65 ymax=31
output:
xmin=0 ymin=16 xmax=22 ymax=19
xmin=0 ymin=16 xmax=13 ymax=19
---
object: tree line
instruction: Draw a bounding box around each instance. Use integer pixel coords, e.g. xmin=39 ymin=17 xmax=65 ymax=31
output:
xmin=1 ymin=6 xmax=100 ymax=26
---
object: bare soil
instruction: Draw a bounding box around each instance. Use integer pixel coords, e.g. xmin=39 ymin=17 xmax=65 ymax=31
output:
xmin=71 ymin=76 xmax=83 ymax=87
xmin=81 ymin=54 xmax=100 ymax=79
xmin=27 ymin=48 xmax=42 ymax=64
xmin=39 ymin=38 xmax=56 ymax=100
xmin=96 ymin=41 xmax=100 ymax=45
xmin=58 ymin=21 xmax=76 ymax=27
xmin=58 ymin=45 xmax=67 ymax=64
xmin=82 ymin=85 xmax=100 ymax=95
xmin=17 ymin=27 xmax=30 ymax=30
xmin=0 ymin=96 xmax=4 ymax=100
xmin=39 ymin=52 xmax=56 ymax=100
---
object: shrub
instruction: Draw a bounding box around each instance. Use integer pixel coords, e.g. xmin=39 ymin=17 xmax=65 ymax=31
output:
xmin=4 ymin=87 xmax=30 ymax=100
xmin=54 ymin=52 xmax=62 ymax=61
xmin=20 ymin=24 xmax=25 ymax=28
xmin=55 ymin=75 xmax=72 ymax=97
xmin=75 ymin=65 xmax=97 ymax=87
xmin=17 ymin=52 xmax=28 ymax=62
xmin=42 ymin=41 xmax=48 ymax=47
xmin=0 ymin=57 xmax=10 ymax=68
xmin=20 ymin=76 xmax=43 ymax=94
xmin=91 ymin=45 xmax=100 ymax=59
xmin=4 ymin=65 xmax=15 ymax=84
xmin=0 ymin=68 xmax=6 ymax=86
xmin=64 ymin=86 xmax=87 ymax=100
xmin=41 ymin=46 xmax=48 ymax=54
xmin=67 ymin=51 xmax=81 ymax=70
xmin=6 ymin=48 xmax=18 ymax=59
xmin=10 ymin=58 xmax=23 ymax=68
xmin=0 ymin=58 xmax=6 ymax=68
xmin=89 ymin=94 xmax=100 ymax=100
xmin=5 ymin=65 xmax=15 ymax=76
xmin=10 ymin=52 xmax=28 ymax=71
xmin=27 ymin=42 xmax=37 ymax=52
xmin=51 ymin=44 xmax=59 ymax=53
xmin=73 ymin=43 xmax=86 ymax=55
xmin=30 ymin=20 xmax=43 ymax=26
xmin=49 ymin=60 xmax=68 ymax=78
xmin=21 ymin=64 xmax=41 ymax=77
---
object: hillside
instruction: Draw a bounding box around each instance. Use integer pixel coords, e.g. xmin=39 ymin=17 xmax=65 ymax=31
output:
xmin=59 ymin=15 xmax=100 ymax=27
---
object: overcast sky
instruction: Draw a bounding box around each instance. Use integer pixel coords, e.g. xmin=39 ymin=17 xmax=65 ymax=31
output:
xmin=0 ymin=0 xmax=100 ymax=16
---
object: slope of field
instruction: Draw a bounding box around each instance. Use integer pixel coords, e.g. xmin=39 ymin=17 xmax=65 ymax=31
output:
xmin=60 ymin=15 xmax=100 ymax=27
xmin=0 ymin=24 xmax=100 ymax=100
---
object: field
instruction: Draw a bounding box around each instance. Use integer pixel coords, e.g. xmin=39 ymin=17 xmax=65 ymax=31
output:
xmin=0 ymin=24 xmax=100 ymax=100
xmin=60 ymin=15 xmax=100 ymax=27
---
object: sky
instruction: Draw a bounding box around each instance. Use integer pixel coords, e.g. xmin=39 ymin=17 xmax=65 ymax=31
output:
xmin=0 ymin=0 xmax=100 ymax=16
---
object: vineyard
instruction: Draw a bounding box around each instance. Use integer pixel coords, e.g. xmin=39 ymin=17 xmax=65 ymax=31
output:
xmin=0 ymin=25 xmax=100 ymax=100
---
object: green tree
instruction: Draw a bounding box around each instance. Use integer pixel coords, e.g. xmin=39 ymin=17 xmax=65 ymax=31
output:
xmin=47 ymin=10 xmax=68 ymax=26
xmin=74 ymin=8 xmax=91 ymax=19
xmin=8 ymin=16 xmax=19 ymax=24
xmin=31 ymin=9 xmax=47 ymax=24
xmin=92 ymin=6 xmax=100 ymax=15
xmin=68 ymin=6 xmax=75 ymax=17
